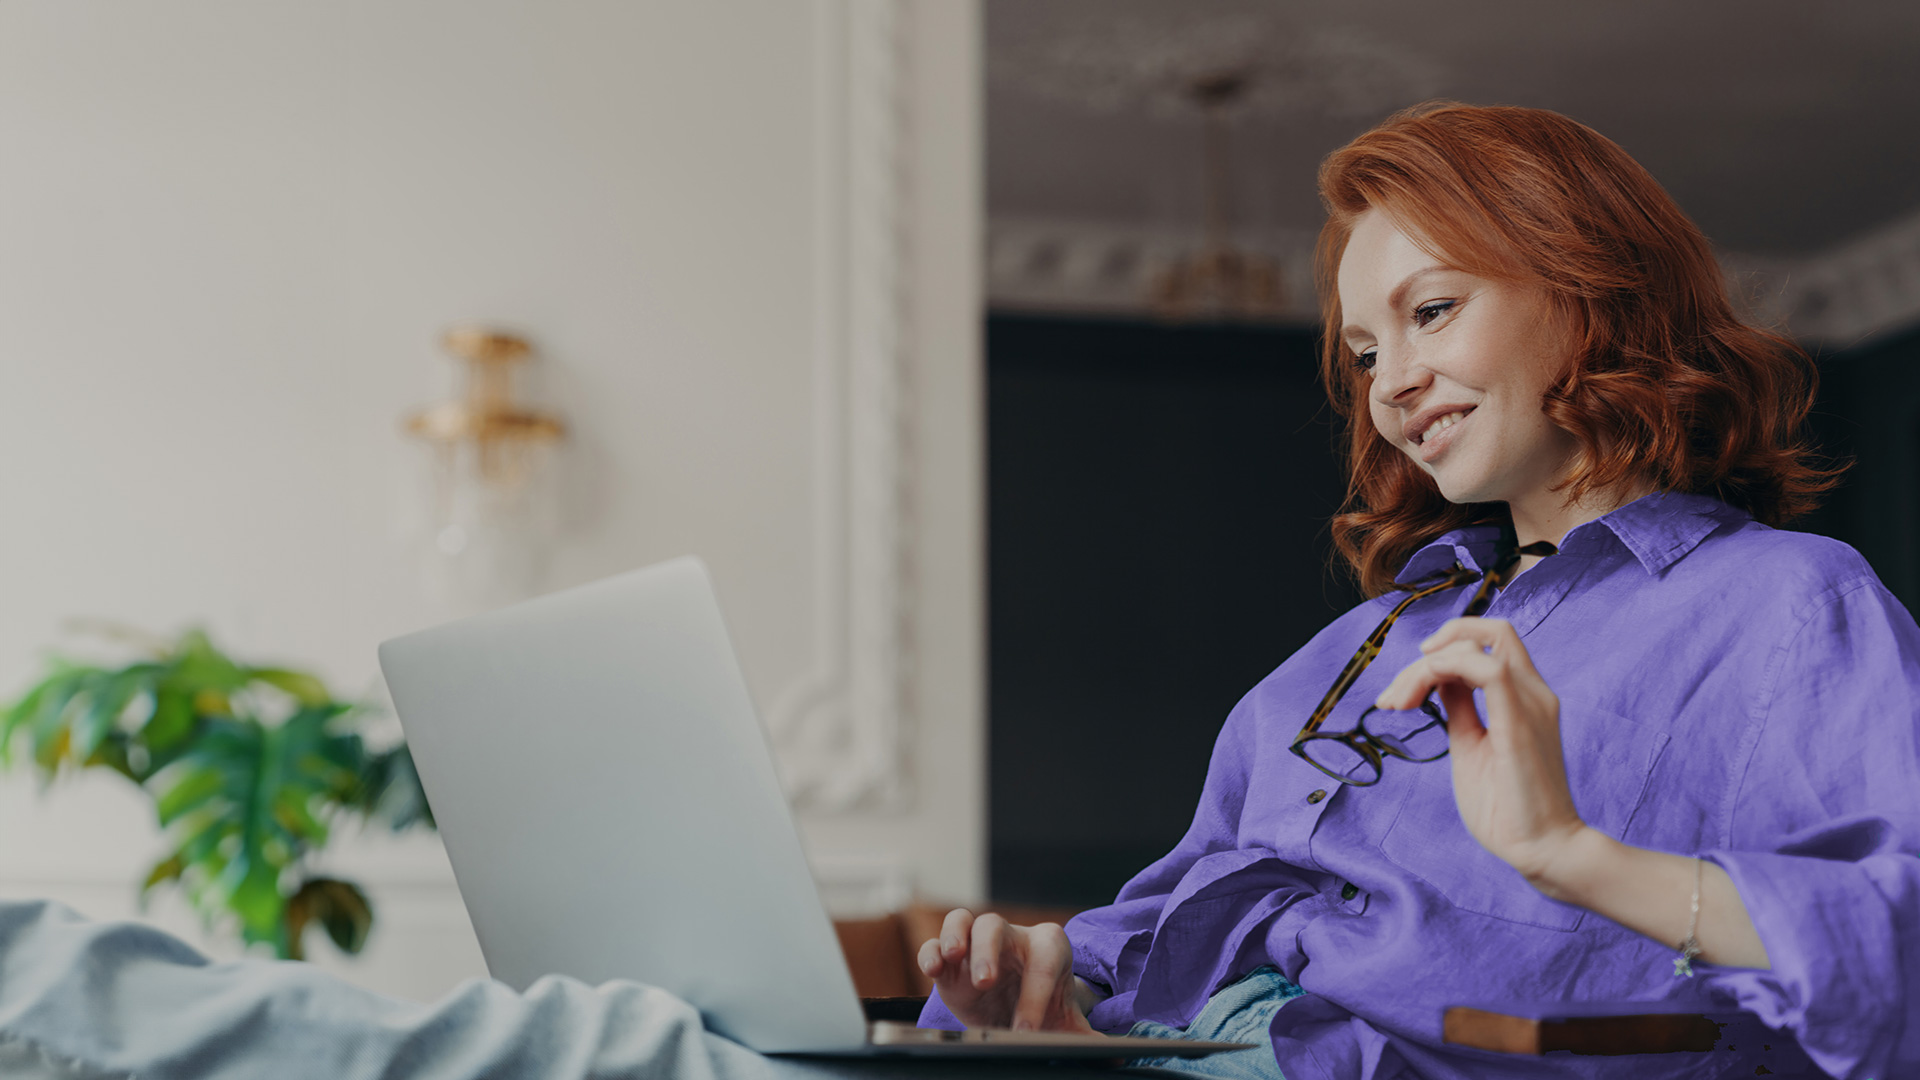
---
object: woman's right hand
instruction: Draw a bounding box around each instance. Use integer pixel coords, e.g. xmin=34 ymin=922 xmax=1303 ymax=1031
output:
xmin=915 ymin=908 xmax=1098 ymax=1034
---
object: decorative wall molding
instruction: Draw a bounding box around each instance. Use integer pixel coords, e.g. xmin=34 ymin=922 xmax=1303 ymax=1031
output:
xmin=763 ymin=0 xmax=914 ymax=814
xmin=991 ymin=212 xmax=1920 ymax=349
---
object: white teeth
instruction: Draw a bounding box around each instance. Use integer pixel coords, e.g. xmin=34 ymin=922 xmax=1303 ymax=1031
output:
xmin=1419 ymin=411 xmax=1466 ymax=445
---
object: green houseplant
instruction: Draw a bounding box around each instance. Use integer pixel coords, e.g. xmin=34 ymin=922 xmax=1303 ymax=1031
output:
xmin=0 ymin=627 xmax=434 ymax=960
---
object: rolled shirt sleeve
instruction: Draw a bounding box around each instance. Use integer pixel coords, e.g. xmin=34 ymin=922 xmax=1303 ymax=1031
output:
xmin=919 ymin=688 xmax=1304 ymax=1036
xmin=1064 ymin=682 xmax=1329 ymax=1034
xmin=1065 ymin=691 xmax=1254 ymax=1032
xmin=1704 ymin=577 xmax=1920 ymax=1078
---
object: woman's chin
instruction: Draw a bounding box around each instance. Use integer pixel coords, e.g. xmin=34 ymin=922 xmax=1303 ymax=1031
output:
xmin=1409 ymin=448 xmax=1500 ymax=505
xmin=1427 ymin=472 xmax=1488 ymax=506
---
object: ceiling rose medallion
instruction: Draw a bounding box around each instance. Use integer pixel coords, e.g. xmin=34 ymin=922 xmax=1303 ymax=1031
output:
xmin=991 ymin=6 xmax=1442 ymax=321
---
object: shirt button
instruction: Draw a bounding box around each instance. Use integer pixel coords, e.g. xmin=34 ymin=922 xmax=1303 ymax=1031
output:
xmin=1306 ymin=789 xmax=1327 ymax=804
xmin=1340 ymin=882 xmax=1360 ymax=901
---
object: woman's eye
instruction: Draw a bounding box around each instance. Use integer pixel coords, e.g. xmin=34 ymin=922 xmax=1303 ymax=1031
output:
xmin=1413 ymin=300 xmax=1455 ymax=328
xmin=1353 ymin=348 xmax=1378 ymax=373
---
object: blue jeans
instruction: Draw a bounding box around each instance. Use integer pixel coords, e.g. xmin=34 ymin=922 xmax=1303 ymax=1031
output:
xmin=1125 ymin=967 xmax=1302 ymax=1080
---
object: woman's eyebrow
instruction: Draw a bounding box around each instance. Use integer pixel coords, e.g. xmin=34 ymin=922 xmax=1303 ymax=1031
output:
xmin=1386 ymin=266 xmax=1452 ymax=313
xmin=1342 ymin=265 xmax=1453 ymax=346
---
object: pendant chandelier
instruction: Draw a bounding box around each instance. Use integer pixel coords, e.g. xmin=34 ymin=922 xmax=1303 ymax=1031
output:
xmin=1148 ymin=69 xmax=1285 ymax=322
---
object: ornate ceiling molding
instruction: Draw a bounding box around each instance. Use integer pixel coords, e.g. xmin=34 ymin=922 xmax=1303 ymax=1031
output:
xmin=762 ymin=0 xmax=913 ymax=814
xmin=1724 ymin=206 xmax=1920 ymax=350
xmin=989 ymin=8 xmax=1441 ymax=122
xmin=988 ymin=216 xmax=1321 ymax=324
xmin=991 ymin=212 xmax=1920 ymax=348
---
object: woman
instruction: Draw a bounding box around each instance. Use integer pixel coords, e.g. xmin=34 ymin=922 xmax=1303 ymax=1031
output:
xmin=916 ymin=103 xmax=1920 ymax=1079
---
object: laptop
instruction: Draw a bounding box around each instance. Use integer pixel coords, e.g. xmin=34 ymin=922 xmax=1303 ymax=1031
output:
xmin=377 ymin=556 xmax=1251 ymax=1060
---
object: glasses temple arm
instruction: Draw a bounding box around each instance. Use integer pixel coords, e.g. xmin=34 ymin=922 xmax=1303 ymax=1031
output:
xmin=1296 ymin=574 xmax=1465 ymax=739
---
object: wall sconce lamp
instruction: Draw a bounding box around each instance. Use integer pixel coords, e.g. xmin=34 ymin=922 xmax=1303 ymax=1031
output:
xmin=404 ymin=328 xmax=566 ymax=600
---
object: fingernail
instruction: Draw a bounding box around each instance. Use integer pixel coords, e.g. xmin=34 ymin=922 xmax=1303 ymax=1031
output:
xmin=1012 ymin=1018 xmax=1031 ymax=1032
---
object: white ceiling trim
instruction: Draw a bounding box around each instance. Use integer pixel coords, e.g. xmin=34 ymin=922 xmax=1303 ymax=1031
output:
xmin=987 ymin=216 xmax=1322 ymax=323
xmin=989 ymin=211 xmax=1920 ymax=349
xmin=1727 ymin=206 xmax=1920 ymax=350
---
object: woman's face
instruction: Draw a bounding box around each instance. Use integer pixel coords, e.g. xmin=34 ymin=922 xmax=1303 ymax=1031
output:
xmin=1336 ymin=209 xmax=1582 ymax=513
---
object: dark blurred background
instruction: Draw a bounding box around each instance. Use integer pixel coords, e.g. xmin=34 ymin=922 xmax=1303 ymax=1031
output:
xmin=983 ymin=0 xmax=1920 ymax=906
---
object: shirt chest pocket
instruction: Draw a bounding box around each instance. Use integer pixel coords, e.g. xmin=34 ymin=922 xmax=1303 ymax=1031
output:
xmin=1376 ymin=699 xmax=1671 ymax=932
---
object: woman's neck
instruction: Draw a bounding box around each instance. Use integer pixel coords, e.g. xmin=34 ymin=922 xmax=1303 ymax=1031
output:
xmin=1507 ymin=480 xmax=1654 ymax=575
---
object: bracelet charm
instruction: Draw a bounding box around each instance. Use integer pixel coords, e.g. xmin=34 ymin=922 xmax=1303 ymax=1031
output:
xmin=1674 ymin=857 xmax=1704 ymax=978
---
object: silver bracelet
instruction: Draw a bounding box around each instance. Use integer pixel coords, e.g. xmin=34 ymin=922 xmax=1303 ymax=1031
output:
xmin=1673 ymin=857 xmax=1703 ymax=978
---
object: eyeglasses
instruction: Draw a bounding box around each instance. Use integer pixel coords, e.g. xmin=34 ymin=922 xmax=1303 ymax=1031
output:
xmin=1290 ymin=527 xmax=1556 ymax=787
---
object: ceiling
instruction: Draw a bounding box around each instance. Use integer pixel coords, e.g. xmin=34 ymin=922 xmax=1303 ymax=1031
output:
xmin=987 ymin=0 xmax=1920 ymax=257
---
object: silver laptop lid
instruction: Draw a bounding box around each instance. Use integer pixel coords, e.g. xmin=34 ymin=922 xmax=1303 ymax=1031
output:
xmin=378 ymin=557 xmax=869 ymax=1053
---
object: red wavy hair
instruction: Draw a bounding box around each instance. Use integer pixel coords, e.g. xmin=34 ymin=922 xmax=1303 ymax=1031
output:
xmin=1316 ymin=102 xmax=1842 ymax=596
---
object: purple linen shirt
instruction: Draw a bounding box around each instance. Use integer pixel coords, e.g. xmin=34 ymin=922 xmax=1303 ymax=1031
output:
xmin=921 ymin=491 xmax=1920 ymax=1079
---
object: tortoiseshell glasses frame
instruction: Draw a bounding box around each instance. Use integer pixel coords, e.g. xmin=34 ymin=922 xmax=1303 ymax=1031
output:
xmin=1289 ymin=529 xmax=1557 ymax=787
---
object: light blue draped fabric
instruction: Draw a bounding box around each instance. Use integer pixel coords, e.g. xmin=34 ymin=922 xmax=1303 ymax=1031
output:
xmin=1125 ymin=967 xmax=1301 ymax=1080
xmin=0 ymin=898 xmax=1147 ymax=1080
xmin=0 ymin=898 xmax=793 ymax=1080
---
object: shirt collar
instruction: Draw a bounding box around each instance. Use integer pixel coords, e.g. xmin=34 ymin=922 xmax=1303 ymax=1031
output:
xmin=1392 ymin=491 xmax=1748 ymax=586
xmin=1394 ymin=523 xmax=1505 ymax=585
xmin=1564 ymin=490 xmax=1749 ymax=573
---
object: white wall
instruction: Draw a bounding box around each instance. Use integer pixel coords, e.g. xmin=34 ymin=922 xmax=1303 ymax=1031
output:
xmin=0 ymin=0 xmax=981 ymax=1003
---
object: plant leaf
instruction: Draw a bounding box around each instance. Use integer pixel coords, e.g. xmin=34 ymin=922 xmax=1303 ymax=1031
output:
xmin=87 ymin=731 xmax=137 ymax=780
xmin=30 ymin=723 xmax=71 ymax=778
xmin=142 ymin=686 xmax=198 ymax=751
xmin=358 ymin=745 xmax=436 ymax=831
xmin=271 ymin=789 xmax=330 ymax=848
xmin=283 ymin=879 xmax=313 ymax=962
xmin=247 ymin=668 xmax=332 ymax=707
xmin=153 ymin=763 xmax=227 ymax=826
xmin=138 ymin=855 xmax=186 ymax=907
xmin=5 ymin=625 xmax=420 ymax=963
xmin=317 ymin=879 xmax=372 ymax=955
xmin=0 ymin=682 xmax=49 ymax=767
xmin=169 ymin=629 xmax=248 ymax=694
xmin=73 ymin=669 xmax=142 ymax=764
xmin=192 ymin=688 xmax=231 ymax=718
xmin=224 ymin=853 xmax=286 ymax=952
xmin=22 ymin=669 xmax=90 ymax=777
xmin=286 ymin=876 xmax=373 ymax=958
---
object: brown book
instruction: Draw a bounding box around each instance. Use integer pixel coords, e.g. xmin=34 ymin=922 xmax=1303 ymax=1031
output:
xmin=1443 ymin=1001 xmax=1820 ymax=1073
xmin=1443 ymin=1001 xmax=1725 ymax=1056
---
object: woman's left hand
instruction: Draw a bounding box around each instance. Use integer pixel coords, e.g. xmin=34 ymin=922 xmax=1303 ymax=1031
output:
xmin=1373 ymin=616 xmax=1588 ymax=884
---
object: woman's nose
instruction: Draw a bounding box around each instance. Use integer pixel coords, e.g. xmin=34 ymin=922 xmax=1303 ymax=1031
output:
xmin=1369 ymin=348 xmax=1429 ymax=408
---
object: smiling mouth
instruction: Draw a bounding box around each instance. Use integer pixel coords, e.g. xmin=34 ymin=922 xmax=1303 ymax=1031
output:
xmin=1414 ymin=407 xmax=1474 ymax=463
xmin=1415 ymin=408 xmax=1473 ymax=446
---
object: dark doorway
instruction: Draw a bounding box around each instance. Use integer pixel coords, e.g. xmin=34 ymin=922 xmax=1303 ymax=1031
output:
xmin=1804 ymin=327 xmax=1920 ymax=615
xmin=987 ymin=314 xmax=1362 ymax=906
